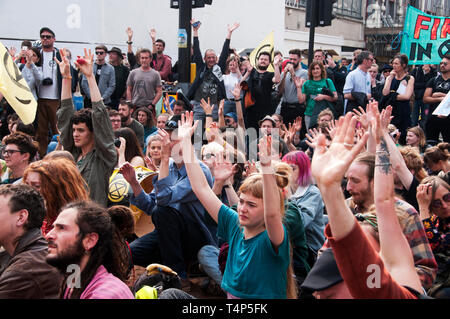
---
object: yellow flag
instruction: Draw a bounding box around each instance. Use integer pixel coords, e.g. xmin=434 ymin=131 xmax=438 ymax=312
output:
xmin=0 ymin=42 xmax=37 ymax=124
xmin=249 ymin=31 xmax=275 ymax=72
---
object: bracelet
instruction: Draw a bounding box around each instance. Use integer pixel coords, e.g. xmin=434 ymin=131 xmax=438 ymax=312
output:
xmin=232 ymin=98 xmax=241 ymax=102
xmin=223 ymin=184 xmax=230 ymax=189
xmin=222 ymin=141 xmax=227 ymax=148
xmin=63 ymin=76 xmax=72 ymax=79
xmin=375 ymin=163 xmax=391 ymax=167
xmin=127 ymin=41 xmax=133 ymax=44
xmin=205 ymin=114 xmax=212 ymax=117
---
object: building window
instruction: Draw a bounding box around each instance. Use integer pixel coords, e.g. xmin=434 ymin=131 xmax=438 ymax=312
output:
xmin=285 ymin=0 xmax=307 ymax=8
xmin=334 ymin=0 xmax=363 ymax=19
xmin=286 ymin=0 xmax=363 ymax=19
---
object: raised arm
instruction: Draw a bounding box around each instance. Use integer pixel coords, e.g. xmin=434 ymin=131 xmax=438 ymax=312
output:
xmin=370 ymin=103 xmax=423 ymax=292
xmin=179 ymin=111 xmax=223 ymax=223
xmin=259 ymin=135 xmax=285 ymax=249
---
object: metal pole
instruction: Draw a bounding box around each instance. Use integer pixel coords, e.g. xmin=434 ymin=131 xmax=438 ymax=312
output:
xmin=307 ymin=0 xmax=317 ymax=66
xmin=178 ymin=0 xmax=192 ymax=85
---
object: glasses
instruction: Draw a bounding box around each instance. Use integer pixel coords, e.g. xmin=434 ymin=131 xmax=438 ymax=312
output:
xmin=440 ymin=62 xmax=448 ymax=66
xmin=40 ymin=35 xmax=53 ymax=39
xmin=165 ymin=120 xmax=178 ymax=130
xmin=431 ymin=192 xmax=450 ymax=209
xmin=2 ymin=149 xmax=22 ymax=156
xmin=95 ymin=51 xmax=105 ymax=55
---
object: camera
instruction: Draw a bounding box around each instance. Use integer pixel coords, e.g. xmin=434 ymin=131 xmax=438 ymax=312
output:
xmin=114 ymin=138 xmax=121 ymax=148
xmin=42 ymin=78 xmax=53 ymax=86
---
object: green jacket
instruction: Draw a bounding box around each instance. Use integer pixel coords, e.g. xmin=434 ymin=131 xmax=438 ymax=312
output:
xmin=57 ymin=98 xmax=117 ymax=206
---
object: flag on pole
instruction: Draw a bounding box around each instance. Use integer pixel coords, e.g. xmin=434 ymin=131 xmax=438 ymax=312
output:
xmin=0 ymin=42 xmax=37 ymax=124
xmin=249 ymin=31 xmax=275 ymax=72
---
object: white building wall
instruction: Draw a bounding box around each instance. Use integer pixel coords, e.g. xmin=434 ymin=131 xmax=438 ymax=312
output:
xmin=0 ymin=0 xmax=286 ymax=62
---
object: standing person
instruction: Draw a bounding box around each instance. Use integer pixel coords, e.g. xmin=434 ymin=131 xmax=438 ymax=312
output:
xmin=188 ymin=20 xmax=240 ymax=123
xmin=107 ymin=47 xmax=130 ymax=110
xmin=36 ymin=27 xmax=62 ymax=158
xmin=411 ymin=64 xmax=436 ymax=127
xmin=243 ymin=52 xmax=282 ymax=130
xmin=0 ymin=184 xmax=63 ymax=298
xmin=222 ymin=55 xmax=243 ymax=115
xmin=382 ymin=54 xmax=415 ymax=145
xmin=423 ymin=54 xmax=450 ymax=145
xmin=177 ymin=111 xmax=297 ymax=298
xmin=23 ymin=158 xmax=90 ymax=236
xmin=126 ymin=48 xmax=162 ymax=114
xmin=342 ymin=51 xmax=373 ymax=113
xmin=56 ymin=48 xmax=117 ymax=207
xmin=149 ymin=29 xmax=173 ymax=82
xmin=22 ymin=47 xmax=43 ymax=100
xmin=81 ymin=45 xmax=116 ymax=108
xmin=1 ymin=132 xmax=37 ymax=184
xmin=298 ymin=61 xmax=337 ymax=130
xmin=45 ymin=200 xmax=134 ymax=299
xmin=278 ymin=49 xmax=308 ymax=126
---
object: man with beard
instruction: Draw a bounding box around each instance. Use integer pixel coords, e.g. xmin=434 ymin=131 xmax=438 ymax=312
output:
xmin=0 ymin=184 xmax=62 ymax=298
xmin=45 ymin=201 xmax=134 ymax=299
xmin=423 ymin=54 xmax=450 ymax=144
xmin=243 ymin=52 xmax=282 ymax=130
xmin=118 ymin=99 xmax=145 ymax=148
xmin=149 ymin=29 xmax=173 ymax=82
xmin=278 ymin=49 xmax=308 ymax=125
xmin=345 ymin=152 xmax=438 ymax=290
xmin=36 ymin=27 xmax=63 ymax=158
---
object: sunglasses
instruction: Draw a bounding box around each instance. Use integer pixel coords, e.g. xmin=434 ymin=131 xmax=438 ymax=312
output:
xmin=165 ymin=120 xmax=178 ymax=130
xmin=95 ymin=51 xmax=105 ymax=55
xmin=440 ymin=62 xmax=448 ymax=66
xmin=40 ymin=35 xmax=53 ymax=39
xmin=431 ymin=192 xmax=450 ymax=209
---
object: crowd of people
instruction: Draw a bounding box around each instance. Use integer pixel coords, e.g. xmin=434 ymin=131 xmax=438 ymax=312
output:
xmin=0 ymin=19 xmax=449 ymax=300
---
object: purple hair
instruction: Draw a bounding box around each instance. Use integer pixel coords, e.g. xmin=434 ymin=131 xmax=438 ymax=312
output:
xmin=282 ymin=151 xmax=312 ymax=187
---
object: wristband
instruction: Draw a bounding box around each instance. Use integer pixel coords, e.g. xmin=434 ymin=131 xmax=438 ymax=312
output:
xmin=127 ymin=41 xmax=133 ymax=44
xmin=205 ymin=114 xmax=213 ymax=117
xmin=63 ymin=76 xmax=72 ymax=79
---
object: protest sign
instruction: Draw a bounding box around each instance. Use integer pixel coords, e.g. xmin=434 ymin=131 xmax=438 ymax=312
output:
xmin=400 ymin=5 xmax=450 ymax=65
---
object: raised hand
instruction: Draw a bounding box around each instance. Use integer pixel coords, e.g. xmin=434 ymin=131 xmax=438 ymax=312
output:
xmin=126 ymin=27 xmax=133 ymax=41
xmin=305 ymin=127 xmax=322 ymax=149
xmin=416 ymin=183 xmax=432 ymax=219
xmin=230 ymin=83 xmax=241 ymax=100
xmin=200 ymin=97 xmax=213 ymax=115
xmin=74 ymin=48 xmax=94 ymax=78
xmin=258 ymin=135 xmax=278 ymax=173
xmin=54 ymin=48 xmax=71 ymax=78
xmin=227 ymin=22 xmax=240 ymax=34
xmin=380 ymin=105 xmax=393 ymax=134
xmin=353 ymin=106 xmax=369 ymax=131
xmin=149 ymin=28 xmax=157 ymax=41
xmin=213 ymin=159 xmax=235 ymax=183
xmin=144 ymin=156 xmax=158 ymax=171
xmin=311 ymin=113 xmax=369 ymax=187
xmin=157 ymin=128 xmax=173 ymax=160
xmin=294 ymin=76 xmax=305 ymax=89
xmin=191 ymin=19 xmax=201 ymax=32
xmin=177 ymin=111 xmax=198 ymax=141
xmin=119 ymin=162 xmax=138 ymax=185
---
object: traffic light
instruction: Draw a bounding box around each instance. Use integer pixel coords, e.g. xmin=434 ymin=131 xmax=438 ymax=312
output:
xmin=170 ymin=0 xmax=212 ymax=9
xmin=318 ymin=0 xmax=336 ymax=27
xmin=305 ymin=0 xmax=336 ymax=28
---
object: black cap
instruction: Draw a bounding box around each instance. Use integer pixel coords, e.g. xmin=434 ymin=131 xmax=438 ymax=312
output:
xmin=300 ymin=249 xmax=343 ymax=291
xmin=40 ymin=27 xmax=55 ymax=37
xmin=164 ymin=114 xmax=182 ymax=131
xmin=107 ymin=47 xmax=123 ymax=57
xmin=381 ymin=64 xmax=393 ymax=72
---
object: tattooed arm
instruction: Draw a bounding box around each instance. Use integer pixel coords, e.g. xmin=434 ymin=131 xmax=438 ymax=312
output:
xmin=371 ymin=105 xmax=422 ymax=292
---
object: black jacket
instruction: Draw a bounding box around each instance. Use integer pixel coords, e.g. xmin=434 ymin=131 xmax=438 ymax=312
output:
xmin=187 ymin=37 xmax=230 ymax=101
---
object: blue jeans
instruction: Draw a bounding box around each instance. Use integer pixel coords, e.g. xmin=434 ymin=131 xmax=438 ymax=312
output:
xmin=197 ymin=245 xmax=223 ymax=285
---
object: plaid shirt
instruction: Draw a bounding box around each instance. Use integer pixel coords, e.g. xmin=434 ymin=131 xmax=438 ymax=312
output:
xmin=347 ymin=197 xmax=438 ymax=290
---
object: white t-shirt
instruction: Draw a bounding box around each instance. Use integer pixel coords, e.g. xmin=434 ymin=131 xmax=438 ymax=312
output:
xmin=223 ymin=72 xmax=241 ymax=99
xmin=38 ymin=50 xmax=59 ymax=99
